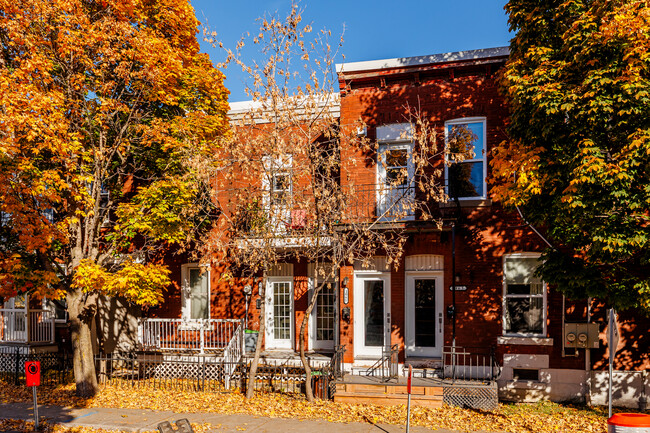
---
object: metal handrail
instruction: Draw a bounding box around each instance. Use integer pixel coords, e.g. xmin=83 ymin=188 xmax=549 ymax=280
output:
xmin=365 ymin=344 xmax=399 ymax=381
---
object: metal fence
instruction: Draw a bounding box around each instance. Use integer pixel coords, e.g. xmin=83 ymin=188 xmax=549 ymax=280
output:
xmin=0 ymin=349 xmax=72 ymax=385
xmin=96 ymin=352 xmax=335 ymax=398
xmin=442 ymin=346 xmax=500 ymax=382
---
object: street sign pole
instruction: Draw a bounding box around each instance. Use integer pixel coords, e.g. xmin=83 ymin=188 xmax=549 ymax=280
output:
xmin=32 ymin=385 xmax=39 ymax=429
xmin=406 ymin=364 xmax=412 ymax=433
xmin=25 ymin=361 xmax=41 ymax=429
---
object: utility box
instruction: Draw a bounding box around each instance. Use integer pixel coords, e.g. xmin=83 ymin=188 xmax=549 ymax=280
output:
xmin=564 ymin=322 xmax=600 ymax=349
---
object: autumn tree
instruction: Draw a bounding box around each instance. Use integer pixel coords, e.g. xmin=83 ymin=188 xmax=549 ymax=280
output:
xmin=493 ymin=0 xmax=650 ymax=311
xmin=0 ymin=0 xmax=229 ymax=396
xmin=206 ymin=4 xmax=463 ymax=401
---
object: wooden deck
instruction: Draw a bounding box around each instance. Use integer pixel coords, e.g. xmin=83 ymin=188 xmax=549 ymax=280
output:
xmin=334 ymin=376 xmax=443 ymax=408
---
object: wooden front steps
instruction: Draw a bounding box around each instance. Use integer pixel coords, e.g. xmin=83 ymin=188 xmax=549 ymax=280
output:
xmin=334 ymin=381 xmax=443 ymax=408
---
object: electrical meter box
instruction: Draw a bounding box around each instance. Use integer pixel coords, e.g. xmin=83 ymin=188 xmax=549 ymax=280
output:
xmin=564 ymin=323 xmax=600 ymax=349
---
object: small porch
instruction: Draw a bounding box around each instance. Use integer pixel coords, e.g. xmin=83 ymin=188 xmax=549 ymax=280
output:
xmin=0 ymin=308 xmax=56 ymax=354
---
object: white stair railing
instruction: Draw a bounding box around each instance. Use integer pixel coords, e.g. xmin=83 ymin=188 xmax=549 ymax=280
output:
xmin=221 ymin=319 xmax=244 ymax=389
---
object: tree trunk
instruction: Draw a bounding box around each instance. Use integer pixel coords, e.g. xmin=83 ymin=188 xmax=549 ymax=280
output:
xmin=245 ymin=282 xmax=265 ymax=399
xmin=299 ymin=286 xmax=320 ymax=402
xmin=68 ymin=289 xmax=98 ymax=397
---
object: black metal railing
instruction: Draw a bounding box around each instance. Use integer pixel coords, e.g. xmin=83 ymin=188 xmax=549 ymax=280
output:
xmin=0 ymin=349 xmax=72 ymax=386
xmin=95 ymin=352 xmax=334 ymax=399
xmin=442 ymin=345 xmax=500 ymax=382
xmin=364 ymin=344 xmax=399 ymax=382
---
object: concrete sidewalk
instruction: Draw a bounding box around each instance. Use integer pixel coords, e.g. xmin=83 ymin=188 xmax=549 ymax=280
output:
xmin=0 ymin=403 xmax=467 ymax=432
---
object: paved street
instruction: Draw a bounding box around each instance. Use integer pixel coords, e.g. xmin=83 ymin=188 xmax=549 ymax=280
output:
xmin=0 ymin=403 xmax=471 ymax=432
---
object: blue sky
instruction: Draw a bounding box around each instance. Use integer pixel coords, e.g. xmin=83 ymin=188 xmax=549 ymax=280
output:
xmin=190 ymin=0 xmax=512 ymax=102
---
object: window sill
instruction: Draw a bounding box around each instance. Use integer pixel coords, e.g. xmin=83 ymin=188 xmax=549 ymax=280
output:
xmin=439 ymin=198 xmax=492 ymax=208
xmin=497 ymin=336 xmax=554 ymax=346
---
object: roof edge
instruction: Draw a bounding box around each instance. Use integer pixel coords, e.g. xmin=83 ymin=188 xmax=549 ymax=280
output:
xmin=336 ymin=46 xmax=510 ymax=74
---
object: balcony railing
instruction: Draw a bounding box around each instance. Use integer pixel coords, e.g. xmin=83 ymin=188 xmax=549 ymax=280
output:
xmin=0 ymin=309 xmax=55 ymax=344
xmin=138 ymin=318 xmax=243 ymax=354
xmin=231 ymin=184 xmax=419 ymax=235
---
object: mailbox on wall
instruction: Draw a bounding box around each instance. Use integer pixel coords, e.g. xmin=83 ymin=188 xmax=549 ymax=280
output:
xmin=564 ymin=322 xmax=600 ymax=349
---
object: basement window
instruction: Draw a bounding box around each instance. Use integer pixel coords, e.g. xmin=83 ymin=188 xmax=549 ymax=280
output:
xmin=512 ymin=368 xmax=539 ymax=382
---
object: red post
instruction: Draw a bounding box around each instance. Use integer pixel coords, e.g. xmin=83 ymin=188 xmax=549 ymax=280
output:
xmin=25 ymin=361 xmax=40 ymax=429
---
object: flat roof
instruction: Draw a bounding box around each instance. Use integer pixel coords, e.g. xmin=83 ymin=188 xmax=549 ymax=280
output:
xmin=336 ymin=46 xmax=510 ymax=74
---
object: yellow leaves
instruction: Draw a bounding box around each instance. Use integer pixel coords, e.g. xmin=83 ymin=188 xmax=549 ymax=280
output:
xmin=72 ymin=259 xmax=169 ymax=307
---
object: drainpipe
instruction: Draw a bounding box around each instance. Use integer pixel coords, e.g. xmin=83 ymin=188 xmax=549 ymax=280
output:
xmin=451 ymin=224 xmax=456 ymax=348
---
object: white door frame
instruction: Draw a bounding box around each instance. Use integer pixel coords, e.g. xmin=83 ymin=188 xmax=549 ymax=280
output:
xmin=308 ymin=278 xmax=337 ymax=351
xmin=354 ymin=272 xmax=391 ymax=358
xmin=405 ymin=272 xmax=444 ymax=357
xmin=265 ymin=277 xmax=294 ymax=350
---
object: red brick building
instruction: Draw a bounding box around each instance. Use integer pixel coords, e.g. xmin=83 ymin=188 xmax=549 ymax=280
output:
xmin=141 ymin=47 xmax=649 ymax=407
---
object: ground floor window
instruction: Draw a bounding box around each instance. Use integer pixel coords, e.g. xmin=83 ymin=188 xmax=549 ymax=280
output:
xmin=503 ymin=254 xmax=546 ymax=336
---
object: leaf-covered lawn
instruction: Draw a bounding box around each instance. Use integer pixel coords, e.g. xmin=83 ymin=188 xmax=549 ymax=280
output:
xmin=0 ymin=381 xmax=610 ymax=432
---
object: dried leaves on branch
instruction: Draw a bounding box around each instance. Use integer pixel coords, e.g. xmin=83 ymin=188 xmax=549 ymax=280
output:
xmin=203 ymin=3 xmax=466 ymax=402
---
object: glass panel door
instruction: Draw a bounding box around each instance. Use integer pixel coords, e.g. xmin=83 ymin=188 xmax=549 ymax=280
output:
xmin=189 ymin=268 xmax=209 ymax=319
xmin=414 ymin=279 xmax=436 ymax=347
xmin=354 ymin=273 xmax=390 ymax=358
xmin=316 ymin=283 xmax=335 ymax=344
xmin=364 ymin=280 xmax=384 ymax=347
xmin=405 ymin=273 xmax=443 ymax=357
xmin=266 ymin=279 xmax=293 ymax=349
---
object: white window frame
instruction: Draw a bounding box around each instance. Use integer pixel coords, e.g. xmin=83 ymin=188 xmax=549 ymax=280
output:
xmin=444 ymin=117 xmax=487 ymax=200
xmin=376 ymin=123 xmax=415 ymax=221
xmin=262 ymin=155 xmax=293 ymax=233
xmin=502 ymin=252 xmax=547 ymax=337
xmin=181 ymin=263 xmax=211 ymax=321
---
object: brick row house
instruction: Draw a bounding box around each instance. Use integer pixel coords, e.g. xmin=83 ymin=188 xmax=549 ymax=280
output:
xmin=135 ymin=47 xmax=649 ymax=407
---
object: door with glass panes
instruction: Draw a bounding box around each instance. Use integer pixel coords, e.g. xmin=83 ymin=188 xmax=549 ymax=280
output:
xmin=405 ymin=273 xmax=443 ymax=357
xmin=310 ymin=280 xmax=336 ymax=351
xmin=265 ymin=278 xmax=294 ymax=349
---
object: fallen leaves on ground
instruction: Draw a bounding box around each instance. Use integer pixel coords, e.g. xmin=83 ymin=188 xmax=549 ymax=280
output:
xmin=0 ymin=418 xmax=210 ymax=433
xmin=0 ymin=380 xmax=612 ymax=433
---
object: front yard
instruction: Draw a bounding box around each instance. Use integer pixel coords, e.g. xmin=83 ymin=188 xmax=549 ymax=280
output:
xmin=0 ymin=380 xmax=615 ymax=432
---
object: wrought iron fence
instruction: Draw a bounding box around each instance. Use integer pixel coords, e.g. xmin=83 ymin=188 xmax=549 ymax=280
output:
xmin=96 ymin=353 xmax=334 ymax=399
xmin=0 ymin=349 xmax=72 ymax=385
xmin=442 ymin=345 xmax=500 ymax=382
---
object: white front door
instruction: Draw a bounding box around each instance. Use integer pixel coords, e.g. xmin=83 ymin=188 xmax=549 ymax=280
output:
xmin=310 ymin=280 xmax=336 ymax=351
xmin=265 ymin=278 xmax=294 ymax=350
xmin=405 ymin=273 xmax=444 ymax=357
xmin=181 ymin=264 xmax=210 ymax=320
xmin=354 ymin=273 xmax=391 ymax=358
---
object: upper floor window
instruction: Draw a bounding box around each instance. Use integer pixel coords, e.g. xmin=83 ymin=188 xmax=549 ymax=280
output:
xmin=503 ymin=253 xmax=546 ymax=336
xmin=445 ymin=118 xmax=486 ymax=199
xmin=264 ymin=155 xmax=293 ymax=206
